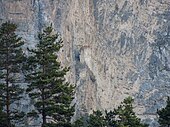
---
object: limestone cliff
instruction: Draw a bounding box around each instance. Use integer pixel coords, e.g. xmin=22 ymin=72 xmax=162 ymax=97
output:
xmin=0 ymin=0 xmax=170 ymax=126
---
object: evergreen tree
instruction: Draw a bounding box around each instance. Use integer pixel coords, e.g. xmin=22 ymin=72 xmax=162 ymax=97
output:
xmin=72 ymin=110 xmax=106 ymax=127
xmin=0 ymin=104 xmax=8 ymax=127
xmin=25 ymin=25 xmax=75 ymax=127
xmin=88 ymin=110 xmax=106 ymax=127
xmin=106 ymin=97 xmax=148 ymax=127
xmin=72 ymin=117 xmax=84 ymax=127
xmin=73 ymin=97 xmax=148 ymax=127
xmin=0 ymin=22 xmax=25 ymax=127
xmin=157 ymin=97 xmax=170 ymax=127
xmin=105 ymin=110 xmax=117 ymax=127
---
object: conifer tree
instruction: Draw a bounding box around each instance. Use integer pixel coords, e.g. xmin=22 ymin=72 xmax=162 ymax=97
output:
xmin=106 ymin=97 xmax=148 ymax=127
xmin=0 ymin=104 xmax=14 ymax=127
xmin=72 ymin=110 xmax=106 ymax=127
xmin=0 ymin=104 xmax=8 ymax=127
xmin=157 ymin=97 xmax=170 ymax=127
xmin=72 ymin=117 xmax=84 ymax=127
xmin=73 ymin=97 xmax=148 ymax=127
xmin=88 ymin=110 xmax=106 ymax=127
xmin=25 ymin=25 xmax=75 ymax=127
xmin=0 ymin=22 xmax=25 ymax=127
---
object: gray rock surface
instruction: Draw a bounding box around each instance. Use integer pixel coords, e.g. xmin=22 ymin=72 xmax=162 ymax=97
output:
xmin=0 ymin=0 xmax=170 ymax=126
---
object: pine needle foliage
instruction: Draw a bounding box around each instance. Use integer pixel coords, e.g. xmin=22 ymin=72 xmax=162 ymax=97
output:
xmin=0 ymin=104 xmax=9 ymax=127
xmin=88 ymin=110 xmax=106 ymax=127
xmin=157 ymin=97 xmax=170 ymax=127
xmin=73 ymin=97 xmax=148 ymax=127
xmin=106 ymin=97 xmax=148 ymax=127
xmin=25 ymin=25 xmax=75 ymax=127
xmin=0 ymin=21 xmax=25 ymax=127
xmin=72 ymin=110 xmax=106 ymax=127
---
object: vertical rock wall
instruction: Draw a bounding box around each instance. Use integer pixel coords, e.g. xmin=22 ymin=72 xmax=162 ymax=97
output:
xmin=0 ymin=0 xmax=170 ymax=126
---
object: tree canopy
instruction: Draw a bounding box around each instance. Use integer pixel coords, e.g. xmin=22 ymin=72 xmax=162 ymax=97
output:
xmin=0 ymin=21 xmax=25 ymax=127
xmin=73 ymin=97 xmax=148 ymax=127
xmin=157 ymin=97 xmax=170 ymax=127
xmin=24 ymin=25 xmax=75 ymax=127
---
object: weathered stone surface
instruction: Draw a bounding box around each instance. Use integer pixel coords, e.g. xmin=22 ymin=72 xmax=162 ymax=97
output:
xmin=0 ymin=0 xmax=170 ymax=126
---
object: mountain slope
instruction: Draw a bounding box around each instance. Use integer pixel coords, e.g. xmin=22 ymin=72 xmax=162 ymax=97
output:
xmin=0 ymin=0 xmax=170 ymax=126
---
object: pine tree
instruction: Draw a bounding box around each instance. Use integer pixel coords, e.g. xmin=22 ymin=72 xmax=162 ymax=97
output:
xmin=0 ymin=22 xmax=25 ymax=127
xmin=25 ymin=25 xmax=75 ymax=127
xmin=106 ymin=97 xmax=148 ymax=127
xmin=157 ymin=97 xmax=170 ymax=127
xmin=73 ymin=97 xmax=148 ymax=127
xmin=72 ymin=110 xmax=106 ymax=127
xmin=72 ymin=117 xmax=84 ymax=127
xmin=0 ymin=103 xmax=7 ymax=127
xmin=88 ymin=110 xmax=106 ymax=127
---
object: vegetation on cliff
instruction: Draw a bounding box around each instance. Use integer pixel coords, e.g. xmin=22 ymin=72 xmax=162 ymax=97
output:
xmin=72 ymin=97 xmax=148 ymax=127
xmin=0 ymin=21 xmax=169 ymax=127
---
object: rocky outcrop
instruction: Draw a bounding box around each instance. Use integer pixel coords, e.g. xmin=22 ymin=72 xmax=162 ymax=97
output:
xmin=0 ymin=0 xmax=170 ymax=126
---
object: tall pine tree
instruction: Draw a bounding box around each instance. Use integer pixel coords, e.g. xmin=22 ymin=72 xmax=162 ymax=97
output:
xmin=0 ymin=22 xmax=25 ymax=127
xmin=157 ymin=97 xmax=170 ymax=127
xmin=25 ymin=25 xmax=75 ymax=127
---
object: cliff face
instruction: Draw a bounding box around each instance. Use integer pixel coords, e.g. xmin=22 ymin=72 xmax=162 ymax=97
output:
xmin=0 ymin=0 xmax=170 ymax=126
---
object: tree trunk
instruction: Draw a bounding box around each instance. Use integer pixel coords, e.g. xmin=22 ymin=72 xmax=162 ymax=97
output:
xmin=42 ymin=107 xmax=46 ymax=127
xmin=42 ymin=57 xmax=46 ymax=127
xmin=6 ymin=69 xmax=10 ymax=127
xmin=42 ymin=88 xmax=46 ymax=127
xmin=6 ymin=46 xmax=10 ymax=127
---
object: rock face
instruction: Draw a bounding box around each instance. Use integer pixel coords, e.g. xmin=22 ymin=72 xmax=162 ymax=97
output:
xmin=0 ymin=0 xmax=170 ymax=126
